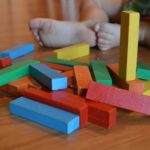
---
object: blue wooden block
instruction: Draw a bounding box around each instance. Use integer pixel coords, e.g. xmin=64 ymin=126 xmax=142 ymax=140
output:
xmin=10 ymin=97 xmax=80 ymax=134
xmin=0 ymin=43 xmax=35 ymax=59
xmin=30 ymin=63 xmax=67 ymax=90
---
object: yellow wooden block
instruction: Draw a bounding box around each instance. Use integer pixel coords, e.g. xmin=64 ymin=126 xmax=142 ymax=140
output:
xmin=119 ymin=11 xmax=140 ymax=81
xmin=143 ymin=90 xmax=150 ymax=96
xmin=51 ymin=43 xmax=90 ymax=60
xmin=143 ymin=80 xmax=150 ymax=91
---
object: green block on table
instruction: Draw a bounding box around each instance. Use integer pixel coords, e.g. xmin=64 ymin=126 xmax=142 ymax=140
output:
xmin=90 ymin=60 xmax=112 ymax=86
xmin=137 ymin=63 xmax=150 ymax=80
xmin=0 ymin=59 xmax=40 ymax=86
xmin=43 ymin=57 xmax=89 ymax=67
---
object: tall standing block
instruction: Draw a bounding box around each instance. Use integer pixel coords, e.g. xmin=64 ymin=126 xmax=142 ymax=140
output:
xmin=30 ymin=64 xmax=67 ymax=90
xmin=51 ymin=43 xmax=90 ymax=60
xmin=119 ymin=11 xmax=140 ymax=81
xmin=10 ymin=97 xmax=79 ymax=134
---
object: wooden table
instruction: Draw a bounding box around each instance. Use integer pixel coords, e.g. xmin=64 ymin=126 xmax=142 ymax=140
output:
xmin=0 ymin=0 xmax=150 ymax=150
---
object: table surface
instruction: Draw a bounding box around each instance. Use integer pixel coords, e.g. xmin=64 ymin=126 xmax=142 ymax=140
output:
xmin=0 ymin=1 xmax=150 ymax=150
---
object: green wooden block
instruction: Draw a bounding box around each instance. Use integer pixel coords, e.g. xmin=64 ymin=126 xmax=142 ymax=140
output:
xmin=43 ymin=57 xmax=89 ymax=67
xmin=0 ymin=59 xmax=40 ymax=86
xmin=137 ymin=63 xmax=150 ymax=80
xmin=90 ymin=60 xmax=112 ymax=86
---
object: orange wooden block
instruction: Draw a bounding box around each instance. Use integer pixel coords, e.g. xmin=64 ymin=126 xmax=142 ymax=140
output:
xmin=74 ymin=66 xmax=93 ymax=96
xmin=107 ymin=64 xmax=144 ymax=94
xmin=62 ymin=70 xmax=74 ymax=87
xmin=86 ymin=99 xmax=117 ymax=128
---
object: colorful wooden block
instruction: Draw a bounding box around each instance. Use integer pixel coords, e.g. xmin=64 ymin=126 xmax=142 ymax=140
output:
xmin=51 ymin=43 xmax=90 ymax=60
xmin=0 ymin=59 xmax=40 ymax=86
xmin=107 ymin=64 xmax=144 ymax=94
xmin=0 ymin=58 xmax=12 ymax=69
xmin=90 ymin=60 xmax=112 ymax=86
xmin=143 ymin=90 xmax=150 ymax=96
xmin=86 ymin=99 xmax=116 ymax=128
xmin=73 ymin=66 xmax=93 ymax=96
xmin=62 ymin=70 xmax=74 ymax=87
xmin=86 ymin=82 xmax=150 ymax=115
xmin=119 ymin=11 xmax=140 ymax=81
xmin=10 ymin=97 xmax=79 ymax=134
xmin=42 ymin=61 xmax=72 ymax=72
xmin=43 ymin=57 xmax=89 ymax=67
xmin=143 ymin=80 xmax=150 ymax=91
xmin=0 ymin=43 xmax=35 ymax=59
xmin=30 ymin=64 xmax=67 ymax=90
xmin=21 ymin=88 xmax=88 ymax=127
xmin=137 ymin=63 xmax=150 ymax=80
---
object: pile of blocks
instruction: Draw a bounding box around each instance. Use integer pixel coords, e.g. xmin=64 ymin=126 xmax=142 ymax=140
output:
xmin=0 ymin=11 xmax=150 ymax=135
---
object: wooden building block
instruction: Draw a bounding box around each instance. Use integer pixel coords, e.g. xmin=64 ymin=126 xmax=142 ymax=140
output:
xmin=0 ymin=43 xmax=35 ymax=59
xmin=51 ymin=43 xmax=90 ymax=60
xmin=137 ymin=63 xmax=150 ymax=80
xmin=43 ymin=57 xmax=89 ymax=67
xmin=21 ymin=88 xmax=88 ymax=127
xmin=119 ymin=11 xmax=140 ymax=81
xmin=86 ymin=99 xmax=116 ymax=128
xmin=10 ymin=97 xmax=79 ymax=134
xmin=143 ymin=90 xmax=150 ymax=96
xmin=0 ymin=59 xmax=40 ymax=86
xmin=74 ymin=66 xmax=93 ymax=96
xmin=90 ymin=60 xmax=112 ymax=86
xmin=0 ymin=57 xmax=12 ymax=69
xmin=107 ymin=64 xmax=144 ymax=94
xmin=42 ymin=61 xmax=72 ymax=72
xmin=62 ymin=70 xmax=74 ymax=86
xmin=30 ymin=64 xmax=67 ymax=90
xmin=86 ymin=82 xmax=150 ymax=115
xmin=143 ymin=80 xmax=150 ymax=91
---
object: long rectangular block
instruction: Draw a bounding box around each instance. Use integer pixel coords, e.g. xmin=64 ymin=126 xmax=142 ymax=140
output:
xmin=86 ymin=99 xmax=116 ymax=129
xmin=30 ymin=64 xmax=67 ymax=90
xmin=62 ymin=70 xmax=74 ymax=86
xmin=10 ymin=97 xmax=79 ymax=134
xmin=0 ymin=43 xmax=35 ymax=59
xmin=51 ymin=43 xmax=90 ymax=60
xmin=0 ymin=59 xmax=40 ymax=86
xmin=107 ymin=64 xmax=144 ymax=94
xmin=0 ymin=58 xmax=12 ymax=68
xmin=43 ymin=57 xmax=89 ymax=67
xmin=91 ymin=60 xmax=112 ymax=85
xmin=86 ymin=82 xmax=150 ymax=115
xmin=119 ymin=11 xmax=140 ymax=81
xmin=74 ymin=66 xmax=93 ymax=96
xmin=21 ymin=88 xmax=88 ymax=127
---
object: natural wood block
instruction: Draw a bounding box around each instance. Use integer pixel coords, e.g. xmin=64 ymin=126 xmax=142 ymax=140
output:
xmin=119 ymin=11 xmax=140 ymax=81
xmin=86 ymin=99 xmax=116 ymax=129
xmin=51 ymin=43 xmax=90 ymax=60
xmin=74 ymin=66 xmax=93 ymax=96
xmin=86 ymin=82 xmax=150 ymax=115
xmin=21 ymin=88 xmax=88 ymax=127
xmin=0 ymin=57 xmax=12 ymax=69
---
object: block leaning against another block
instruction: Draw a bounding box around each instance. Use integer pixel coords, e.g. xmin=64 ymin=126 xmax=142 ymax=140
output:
xmin=0 ymin=43 xmax=35 ymax=59
xmin=51 ymin=43 xmax=90 ymax=60
xmin=0 ymin=59 xmax=40 ymax=86
xmin=119 ymin=11 xmax=140 ymax=81
xmin=10 ymin=97 xmax=79 ymax=134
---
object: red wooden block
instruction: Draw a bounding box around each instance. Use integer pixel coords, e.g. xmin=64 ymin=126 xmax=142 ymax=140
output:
xmin=107 ymin=64 xmax=144 ymax=94
xmin=86 ymin=82 xmax=150 ymax=115
xmin=62 ymin=70 xmax=74 ymax=87
xmin=86 ymin=99 xmax=117 ymax=128
xmin=0 ymin=57 xmax=12 ymax=68
xmin=42 ymin=61 xmax=72 ymax=72
xmin=22 ymin=88 xmax=88 ymax=127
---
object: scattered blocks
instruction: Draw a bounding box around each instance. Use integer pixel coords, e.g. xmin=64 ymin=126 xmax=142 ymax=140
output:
xmin=21 ymin=88 xmax=88 ymax=127
xmin=107 ymin=64 xmax=144 ymax=94
xmin=119 ymin=11 xmax=140 ymax=81
xmin=137 ymin=63 xmax=150 ymax=80
xmin=86 ymin=99 xmax=116 ymax=128
xmin=30 ymin=64 xmax=67 ymax=90
xmin=0 ymin=57 xmax=12 ymax=69
xmin=86 ymin=82 xmax=150 ymax=115
xmin=10 ymin=97 xmax=79 ymax=134
xmin=0 ymin=43 xmax=35 ymax=59
xmin=51 ymin=43 xmax=90 ymax=60
xmin=0 ymin=59 xmax=40 ymax=86
xmin=91 ymin=60 xmax=112 ymax=86
xmin=74 ymin=66 xmax=93 ymax=96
